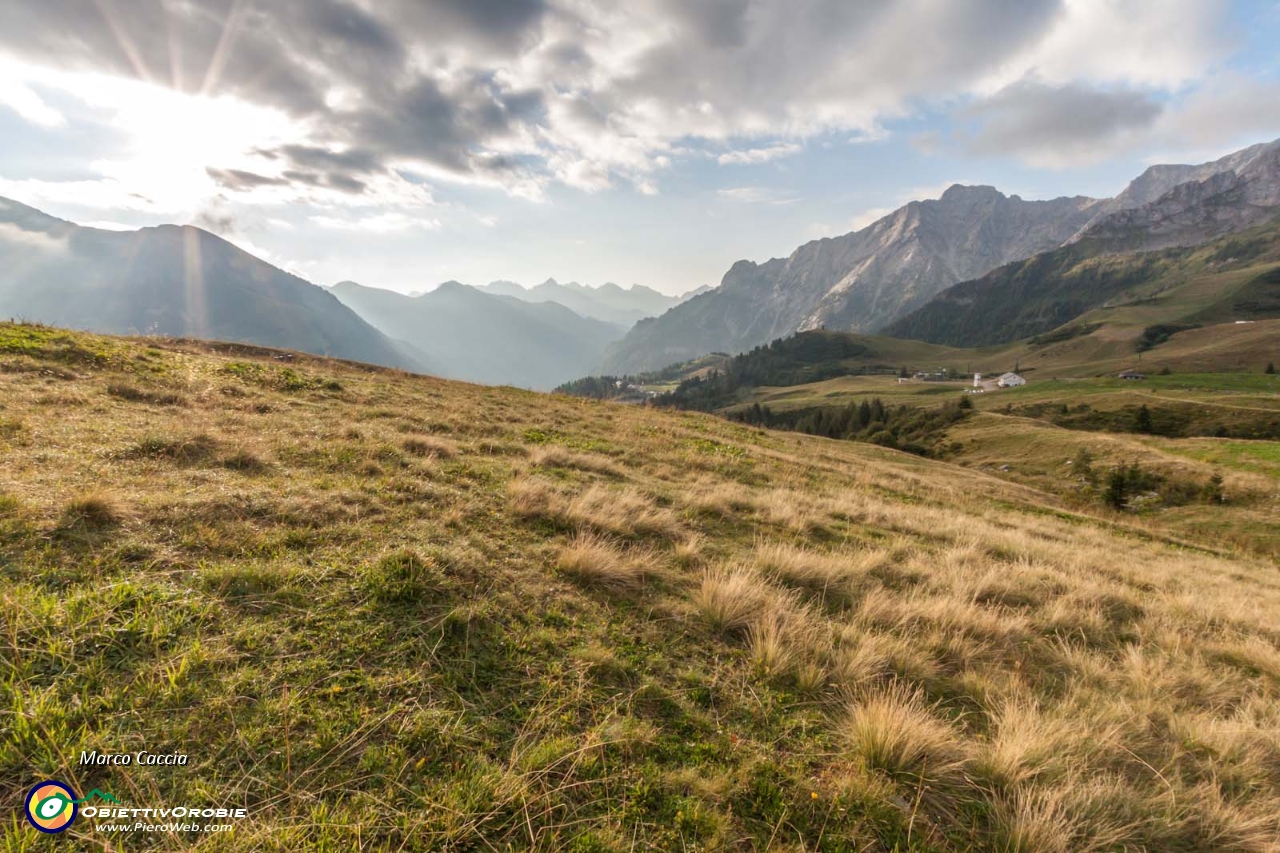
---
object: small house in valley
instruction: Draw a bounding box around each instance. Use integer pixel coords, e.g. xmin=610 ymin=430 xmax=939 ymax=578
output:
xmin=997 ymin=372 xmax=1026 ymax=388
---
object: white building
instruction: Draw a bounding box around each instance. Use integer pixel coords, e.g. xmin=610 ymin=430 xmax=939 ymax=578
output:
xmin=997 ymin=372 xmax=1026 ymax=388
xmin=973 ymin=373 xmax=982 ymax=388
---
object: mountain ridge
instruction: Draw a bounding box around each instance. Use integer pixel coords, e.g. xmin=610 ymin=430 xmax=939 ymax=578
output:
xmin=0 ymin=197 xmax=419 ymax=371
xmin=329 ymin=279 xmax=625 ymax=390
xmin=600 ymin=137 xmax=1280 ymax=375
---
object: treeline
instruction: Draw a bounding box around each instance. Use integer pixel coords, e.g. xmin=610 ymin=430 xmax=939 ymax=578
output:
xmin=731 ymin=396 xmax=973 ymax=457
xmin=554 ymin=375 xmax=629 ymax=400
xmin=655 ymin=332 xmax=881 ymax=411
xmin=555 ymin=353 xmax=735 ymax=399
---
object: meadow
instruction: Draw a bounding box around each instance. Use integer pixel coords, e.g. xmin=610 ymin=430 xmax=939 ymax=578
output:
xmin=2 ymin=322 xmax=1279 ymax=851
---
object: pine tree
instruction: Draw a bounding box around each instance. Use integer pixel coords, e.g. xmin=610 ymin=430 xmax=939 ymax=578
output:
xmin=1105 ymin=468 xmax=1128 ymax=510
xmin=857 ymin=400 xmax=872 ymax=429
xmin=1135 ymin=404 xmax=1153 ymax=434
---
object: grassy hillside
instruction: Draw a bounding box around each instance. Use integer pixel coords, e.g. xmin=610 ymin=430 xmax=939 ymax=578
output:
xmin=3 ymin=323 xmax=1280 ymax=850
xmin=883 ymin=220 xmax=1280 ymax=347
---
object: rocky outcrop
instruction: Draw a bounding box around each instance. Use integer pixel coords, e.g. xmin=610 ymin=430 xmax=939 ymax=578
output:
xmin=1075 ymin=142 xmax=1280 ymax=252
xmin=602 ymin=137 xmax=1280 ymax=375
xmin=601 ymin=187 xmax=1101 ymax=373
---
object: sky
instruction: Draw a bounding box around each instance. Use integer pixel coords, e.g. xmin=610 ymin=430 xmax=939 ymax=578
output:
xmin=1 ymin=0 xmax=1279 ymax=296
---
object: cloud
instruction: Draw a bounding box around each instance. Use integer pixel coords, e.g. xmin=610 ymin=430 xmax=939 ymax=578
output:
xmin=717 ymin=143 xmax=802 ymax=165
xmin=0 ymin=79 xmax=63 ymax=127
xmin=0 ymin=0 xmax=1244 ymax=198
xmin=0 ymin=221 xmax=66 ymax=252
xmin=309 ymin=212 xmax=441 ymax=232
xmin=206 ymin=168 xmax=288 ymax=191
xmin=961 ymin=78 xmax=1164 ymax=168
xmin=717 ymin=186 xmax=798 ymax=204
xmin=1145 ymin=74 xmax=1280 ymax=158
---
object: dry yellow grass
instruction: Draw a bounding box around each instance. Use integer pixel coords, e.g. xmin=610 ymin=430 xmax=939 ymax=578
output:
xmin=842 ymin=682 xmax=969 ymax=788
xmin=554 ymin=532 xmax=655 ymax=593
xmin=508 ymin=476 xmax=682 ymax=539
xmin=3 ymin=323 xmax=1279 ymax=850
xmin=529 ymin=445 xmax=621 ymax=476
xmin=692 ymin=565 xmax=772 ymax=635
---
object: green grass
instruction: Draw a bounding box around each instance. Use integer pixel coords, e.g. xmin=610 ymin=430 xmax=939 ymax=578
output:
xmin=1161 ymin=438 xmax=1280 ymax=478
xmin=2 ymin=322 xmax=1280 ymax=850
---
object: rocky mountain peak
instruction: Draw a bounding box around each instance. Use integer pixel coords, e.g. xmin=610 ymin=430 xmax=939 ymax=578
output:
xmin=939 ymin=184 xmax=1004 ymax=203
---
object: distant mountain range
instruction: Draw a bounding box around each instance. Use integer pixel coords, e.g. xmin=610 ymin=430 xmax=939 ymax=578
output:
xmin=329 ymin=280 xmax=625 ymax=389
xmin=0 ymin=198 xmax=681 ymax=387
xmin=0 ymin=197 xmax=417 ymax=369
xmin=4 ymin=136 xmax=1278 ymax=388
xmin=602 ymin=137 xmax=1280 ymax=374
xmin=884 ymin=141 xmax=1280 ymax=347
xmin=475 ymin=278 xmax=692 ymax=328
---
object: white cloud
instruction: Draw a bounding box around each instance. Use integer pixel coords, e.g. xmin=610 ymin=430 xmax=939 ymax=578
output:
xmin=0 ymin=0 xmax=1250 ymax=204
xmin=717 ymin=143 xmax=802 ymax=165
xmin=309 ymin=213 xmax=441 ymax=233
xmin=717 ymin=186 xmax=799 ymax=204
xmin=847 ymin=207 xmax=896 ymax=231
xmin=79 ymin=220 xmax=136 ymax=231
xmin=980 ymin=0 xmax=1233 ymax=92
xmin=0 ymin=79 xmax=63 ymax=127
xmin=1144 ymin=74 xmax=1280 ymax=159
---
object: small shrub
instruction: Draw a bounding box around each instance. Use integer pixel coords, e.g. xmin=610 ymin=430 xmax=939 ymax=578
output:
xmin=1134 ymin=404 xmax=1153 ymax=434
xmin=1202 ymin=473 xmax=1226 ymax=505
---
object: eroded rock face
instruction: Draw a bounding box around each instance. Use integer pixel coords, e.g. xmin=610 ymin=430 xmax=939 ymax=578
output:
xmin=602 ymin=186 xmax=1102 ymax=373
xmin=603 ymin=138 xmax=1280 ymax=375
xmin=1076 ymin=142 xmax=1280 ymax=252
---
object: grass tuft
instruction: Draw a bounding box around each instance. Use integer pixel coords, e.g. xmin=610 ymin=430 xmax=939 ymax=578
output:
xmin=555 ymin=533 xmax=654 ymax=593
xmin=842 ymin=682 xmax=968 ymax=787
xmin=58 ymin=493 xmax=125 ymax=532
xmin=403 ymin=435 xmax=458 ymax=458
xmin=692 ymin=565 xmax=772 ymax=636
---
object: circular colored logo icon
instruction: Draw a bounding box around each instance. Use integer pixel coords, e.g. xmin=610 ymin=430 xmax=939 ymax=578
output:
xmin=25 ymin=781 xmax=78 ymax=834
